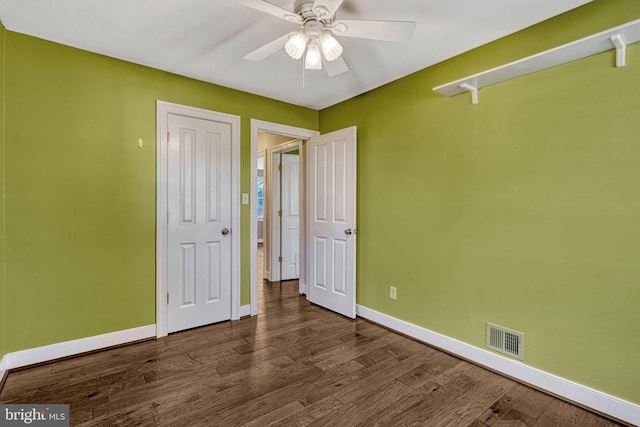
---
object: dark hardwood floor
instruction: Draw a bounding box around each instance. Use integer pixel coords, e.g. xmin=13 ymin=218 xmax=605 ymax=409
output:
xmin=0 ymin=255 xmax=625 ymax=426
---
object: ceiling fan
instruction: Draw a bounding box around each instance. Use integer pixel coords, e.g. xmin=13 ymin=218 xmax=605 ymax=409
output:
xmin=241 ymin=0 xmax=417 ymax=77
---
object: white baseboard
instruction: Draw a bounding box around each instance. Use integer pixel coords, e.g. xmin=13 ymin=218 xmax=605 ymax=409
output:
xmin=299 ymin=282 xmax=308 ymax=295
xmin=356 ymin=305 xmax=640 ymax=426
xmin=239 ymin=304 xmax=251 ymax=318
xmin=0 ymin=354 xmax=7 ymax=384
xmin=1 ymin=324 xmax=156 ymax=371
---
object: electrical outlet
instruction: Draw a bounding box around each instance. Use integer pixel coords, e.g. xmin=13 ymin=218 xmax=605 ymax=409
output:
xmin=389 ymin=286 xmax=397 ymax=300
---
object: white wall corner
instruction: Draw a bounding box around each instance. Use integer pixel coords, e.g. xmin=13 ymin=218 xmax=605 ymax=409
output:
xmin=356 ymin=305 xmax=640 ymax=426
xmin=3 ymin=325 xmax=156 ymax=371
xmin=239 ymin=305 xmax=252 ymax=318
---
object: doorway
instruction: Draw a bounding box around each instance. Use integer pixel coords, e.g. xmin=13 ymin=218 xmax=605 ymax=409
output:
xmin=250 ymin=120 xmax=319 ymax=316
xmin=250 ymin=121 xmax=358 ymax=319
xmin=268 ymin=140 xmax=302 ymax=283
xmin=278 ymin=149 xmax=301 ymax=281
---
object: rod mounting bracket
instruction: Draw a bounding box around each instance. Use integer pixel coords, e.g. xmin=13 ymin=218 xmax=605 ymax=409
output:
xmin=460 ymin=83 xmax=478 ymax=105
xmin=610 ymin=34 xmax=626 ymax=67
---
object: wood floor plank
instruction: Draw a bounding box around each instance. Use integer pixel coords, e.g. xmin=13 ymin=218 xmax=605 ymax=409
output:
xmin=266 ymin=396 xmax=344 ymax=427
xmin=196 ymin=381 xmax=322 ymax=427
xmin=303 ymin=347 xmax=429 ymax=408
xmin=470 ymin=388 xmax=519 ymax=426
xmin=331 ymin=353 xmax=426 ymax=405
xmin=308 ymin=359 xmax=366 ymax=389
xmin=374 ymin=366 xmax=483 ymax=425
xmin=426 ymin=365 xmax=514 ymax=426
xmin=313 ymin=379 xmax=413 ymax=427
xmin=242 ymin=400 xmax=305 ymax=427
xmin=533 ymin=399 xmax=621 ymax=427
xmin=0 ymin=269 xmax=625 ymax=427
xmin=478 ymin=382 xmax=561 ymax=427
xmin=397 ymin=347 xmax=461 ymax=389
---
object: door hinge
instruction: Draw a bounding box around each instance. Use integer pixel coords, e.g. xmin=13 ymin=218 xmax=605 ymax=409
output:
xmin=167 ymin=131 xmax=170 ymax=142
xmin=166 ymin=292 xmax=169 ymax=304
xmin=278 ymin=256 xmax=282 ymax=263
xmin=167 ymin=211 xmax=170 ymax=224
xmin=278 ymin=164 xmax=282 ymax=171
xmin=278 ymin=210 xmax=282 ymax=217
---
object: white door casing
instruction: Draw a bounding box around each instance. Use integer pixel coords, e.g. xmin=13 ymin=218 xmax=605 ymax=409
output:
xmin=157 ymin=101 xmax=240 ymax=337
xmin=307 ymin=127 xmax=357 ymax=318
xmin=269 ymin=150 xmax=281 ymax=282
xmin=281 ymin=153 xmax=300 ymax=280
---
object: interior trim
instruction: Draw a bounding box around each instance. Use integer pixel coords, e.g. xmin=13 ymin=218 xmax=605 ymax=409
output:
xmin=0 ymin=355 xmax=7 ymax=391
xmin=356 ymin=305 xmax=639 ymax=426
xmin=239 ymin=304 xmax=251 ymax=318
xmin=0 ymin=325 xmax=156 ymax=372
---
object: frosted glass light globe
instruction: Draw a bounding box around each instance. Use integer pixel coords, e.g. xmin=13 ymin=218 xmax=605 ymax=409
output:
xmin=285 ymin=32 xmax=309 ymax=60
xmin=320 ymin=32 xmax=342 ymax=61
xmin=305 ymin=41 xmax=322 ymax=70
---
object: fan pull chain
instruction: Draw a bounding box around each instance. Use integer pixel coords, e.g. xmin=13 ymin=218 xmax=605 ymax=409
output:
xmin=302 ymin=57 xmax=306 ymax=89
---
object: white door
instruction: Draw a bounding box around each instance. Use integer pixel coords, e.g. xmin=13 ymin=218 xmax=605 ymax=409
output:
xmin=167 ymin=113 xmax=232 ymax=333
xmin=281 ymin=153 xmax=300 ymax=280
xmin=307 ymin=127 xmax=357 ymax=318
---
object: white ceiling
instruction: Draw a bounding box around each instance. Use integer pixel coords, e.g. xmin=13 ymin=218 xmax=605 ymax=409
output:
xmin=0 ymin=0 xmax=591 ymax=110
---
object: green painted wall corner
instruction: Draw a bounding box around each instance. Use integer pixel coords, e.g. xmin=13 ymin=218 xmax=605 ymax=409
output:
xmin=3 ymin=30 xmax=317 ymax=353
xmin=320 ymin=0 xmax=640 ymax=405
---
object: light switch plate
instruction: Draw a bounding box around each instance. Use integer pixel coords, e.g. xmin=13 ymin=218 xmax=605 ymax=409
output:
xmin=242 ymin=193 xmax=249 ymax=205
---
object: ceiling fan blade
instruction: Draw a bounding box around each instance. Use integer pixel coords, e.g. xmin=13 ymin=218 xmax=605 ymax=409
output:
xmin=239 ymin=0 xmax=302 ymax=24
xmin=331 ymin=19 xmax=416 ymax=42
xmin=243 ymin=32 xmax=293 ymax=62
xmin=323 ymin=55 xmax=349 ymax=77
xmin=312 ymin=0 xmax=345 ymax=19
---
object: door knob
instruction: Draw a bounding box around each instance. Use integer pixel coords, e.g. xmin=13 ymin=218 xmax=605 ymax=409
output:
xmin=222 ymin=228 xmax=230 ymax=236
xmin=345 ymin=228 xmax=352 ymax=235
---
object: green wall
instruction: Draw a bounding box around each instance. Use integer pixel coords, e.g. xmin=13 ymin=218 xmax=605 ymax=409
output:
xmin=0 ymin=22 xmax=5 ymax=362
xmin=3 ymin=31 xmax=317 ymax=353
xmin=320 ymin=0 xmax=640 ymax=404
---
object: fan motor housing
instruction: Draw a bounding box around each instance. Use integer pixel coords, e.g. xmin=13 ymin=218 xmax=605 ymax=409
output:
xmin=294 ymin=1 xmax=334 ymax=25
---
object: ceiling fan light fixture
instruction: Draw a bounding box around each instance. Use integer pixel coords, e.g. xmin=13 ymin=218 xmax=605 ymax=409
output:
xmin=319 ymin=32 xmax=342 ymax=61
xmin=285 ymin=31 xmax=309 ymax=59
xmin=304 ymin=41 xmax=322 ymax=70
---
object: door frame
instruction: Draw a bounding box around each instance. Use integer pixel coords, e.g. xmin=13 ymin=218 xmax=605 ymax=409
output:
xmin=250 ymin=119 xmax=319 ymax=316
xmin=269 ymin=140 xmax=302 ymax=282
xmin=257 ymin=151 xmax=265 ymax=245
xmin=157 ymin=101 xmax=241 ymax=337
